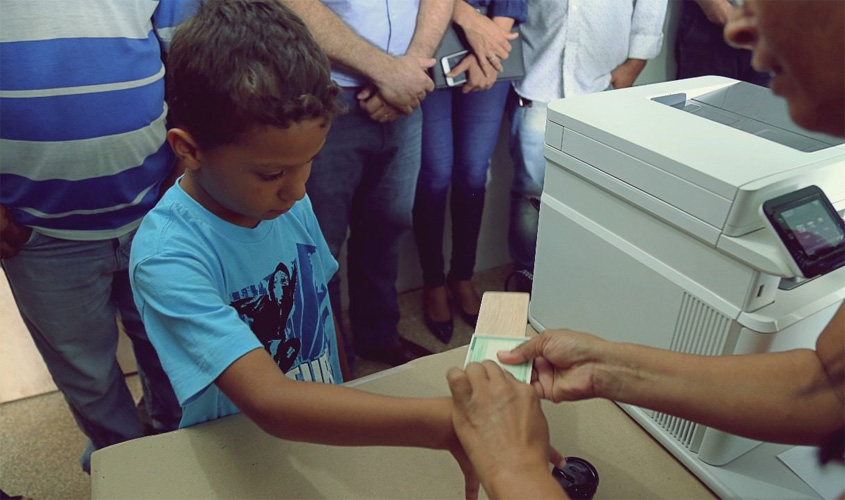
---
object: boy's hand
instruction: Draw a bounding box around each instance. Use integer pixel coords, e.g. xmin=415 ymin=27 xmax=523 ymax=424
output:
xmin=0 ymin=204 xmax=32 ymax=259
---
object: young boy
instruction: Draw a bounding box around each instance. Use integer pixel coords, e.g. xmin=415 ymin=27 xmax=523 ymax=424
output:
xmin=129 ymin=0 xmax=477 ymax=493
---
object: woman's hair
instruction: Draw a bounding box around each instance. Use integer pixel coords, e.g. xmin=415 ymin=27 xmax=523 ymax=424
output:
xmin=167 ymin=0 xmax=344 ymax=149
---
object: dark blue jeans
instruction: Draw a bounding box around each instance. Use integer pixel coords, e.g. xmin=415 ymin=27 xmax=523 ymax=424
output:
xmin=413 ymin=81 xmax=511 ymax=287
xmin=307 ymin=89 xmax=422 ymax=355
xmin=506 ymin=95 xmax=547 ymax=272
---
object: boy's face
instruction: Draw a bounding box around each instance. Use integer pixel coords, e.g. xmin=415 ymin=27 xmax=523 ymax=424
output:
xmin=176 ymin=118 xmax=330 ymax=228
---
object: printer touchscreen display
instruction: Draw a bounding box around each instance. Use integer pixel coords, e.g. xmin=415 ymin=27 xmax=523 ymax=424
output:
xmin=763 ymin=185 xmax=845 ymax=277
xmin=781 ymin=200 xmax=843 ymax=256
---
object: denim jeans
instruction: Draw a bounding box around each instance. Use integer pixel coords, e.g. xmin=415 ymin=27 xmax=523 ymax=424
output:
xmin=307 ymin=89 xmax=422 ymax=356
xmin=1 ymin=230 xmax=180 ymax=472
xmin=414 ymin=81 xmax=511 ymax=287
xmin=507 ymin=96 xmax=548 ymax=271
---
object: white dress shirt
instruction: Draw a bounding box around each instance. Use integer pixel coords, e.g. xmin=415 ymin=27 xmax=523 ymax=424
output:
xmin=515 ymin=0 xmax=667 ymax=102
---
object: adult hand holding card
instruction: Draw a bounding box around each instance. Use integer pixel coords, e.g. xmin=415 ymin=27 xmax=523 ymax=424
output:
xmin=462 ymin=292 xmax=532 ymax=384
xmin=464 ymin=335 xmax=532 ymax=384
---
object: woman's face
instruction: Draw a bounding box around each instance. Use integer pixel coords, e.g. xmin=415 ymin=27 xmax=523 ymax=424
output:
xmin=724 ymin=0 xmax=845 ymax=137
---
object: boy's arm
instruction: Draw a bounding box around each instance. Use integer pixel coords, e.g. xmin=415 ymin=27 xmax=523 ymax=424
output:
xmin=216 ymin=348 xmax=480 ymax=498
xmin=217 ymin=348 xmax=456 ymax=448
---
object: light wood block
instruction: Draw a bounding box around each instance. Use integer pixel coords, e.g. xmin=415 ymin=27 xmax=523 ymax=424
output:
xmin=473 ymin=291 xmax=530 ymax=337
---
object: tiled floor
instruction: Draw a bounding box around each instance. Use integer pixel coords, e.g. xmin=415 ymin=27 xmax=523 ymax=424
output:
xmin=0 ymin=264 xmax=515 ymax=500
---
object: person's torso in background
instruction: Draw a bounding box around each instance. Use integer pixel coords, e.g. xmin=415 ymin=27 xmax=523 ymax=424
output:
xmin=0 ymin=0 xmax=193 ymax=241
xmin=516 ymin=0 xmax=666 ymax=101
xmin=319 ymin=0 xmax=420 ymax=87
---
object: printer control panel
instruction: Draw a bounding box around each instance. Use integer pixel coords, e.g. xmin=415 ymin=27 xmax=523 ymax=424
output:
xmin=762 ymin=185 xmax=845 ymax=278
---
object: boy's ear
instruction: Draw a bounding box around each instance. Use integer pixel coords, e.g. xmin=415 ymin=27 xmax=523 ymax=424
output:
xmin=167 ymin=128 xmax=202 ymax=171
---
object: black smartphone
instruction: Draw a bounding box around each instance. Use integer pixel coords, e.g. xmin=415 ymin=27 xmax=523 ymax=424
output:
xmin=441 ymin=50 xmax=468 ymax=87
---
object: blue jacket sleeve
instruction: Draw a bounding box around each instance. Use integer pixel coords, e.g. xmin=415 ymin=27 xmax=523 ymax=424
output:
xmin=484 ymin=0 xmax=528 ymax=24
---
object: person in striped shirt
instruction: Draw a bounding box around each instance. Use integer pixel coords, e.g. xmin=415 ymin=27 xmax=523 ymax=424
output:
xmin=0 ymin=0 xmax=193 ymax=472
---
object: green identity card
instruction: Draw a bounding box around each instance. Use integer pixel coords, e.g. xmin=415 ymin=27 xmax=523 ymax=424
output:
xmin=463 ymin=335 xmax=533 ymax=384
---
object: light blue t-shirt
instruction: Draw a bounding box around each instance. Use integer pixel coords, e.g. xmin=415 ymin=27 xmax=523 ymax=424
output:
xmin=130 ymin=182 xmax=342 ymax=428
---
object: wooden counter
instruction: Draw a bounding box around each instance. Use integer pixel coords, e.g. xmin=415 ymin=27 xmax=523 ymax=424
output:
xmin=91 ymin=347 xmax=714 ymax=499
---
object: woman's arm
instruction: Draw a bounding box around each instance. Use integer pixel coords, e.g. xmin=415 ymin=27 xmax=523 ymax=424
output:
xmin=449 ymin=0 xmax=518 ymax=82
xmin=501 ymin=304 xmax=845 ymax=445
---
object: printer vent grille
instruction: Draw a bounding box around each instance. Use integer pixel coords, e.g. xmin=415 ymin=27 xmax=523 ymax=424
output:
xmin=670 ymin=293 xmax=732 ymax=357
xmin=651 ymin=293 xmax=733 ymax=451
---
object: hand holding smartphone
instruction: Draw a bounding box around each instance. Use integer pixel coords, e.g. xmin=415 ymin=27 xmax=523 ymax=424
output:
xmin=441 ymin=50 xmax=468 ymax=87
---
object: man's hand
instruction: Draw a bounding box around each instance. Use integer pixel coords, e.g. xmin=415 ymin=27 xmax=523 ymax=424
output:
xmin=610 ymin=58 xmax=647 ymax=89
xmin=370 ymin=55 xmax=436 ymax=115
xmin=357 ymin=84 xmax=401 ymax=123
xmin=0 ymin=204 xmax=32 ymax=259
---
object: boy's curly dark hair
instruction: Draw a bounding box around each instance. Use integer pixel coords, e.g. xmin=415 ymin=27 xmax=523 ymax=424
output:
xmin=167 ymin=0 xmax=343 ymax=149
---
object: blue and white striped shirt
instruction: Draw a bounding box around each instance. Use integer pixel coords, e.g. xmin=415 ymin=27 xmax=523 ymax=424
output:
xmin=0 ymin=0 xmax=194 ymax=240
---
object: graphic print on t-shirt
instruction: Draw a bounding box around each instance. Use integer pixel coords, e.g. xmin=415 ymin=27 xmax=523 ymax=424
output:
xmin=229 ymin=243 xmax=337 ymax=383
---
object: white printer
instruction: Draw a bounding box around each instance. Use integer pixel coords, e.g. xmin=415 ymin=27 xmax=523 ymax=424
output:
xmin=530 ymin=76 xmax=845 ymax=499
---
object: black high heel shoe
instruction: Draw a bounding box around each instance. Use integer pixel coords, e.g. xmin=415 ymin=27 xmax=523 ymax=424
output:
xmin=424 ymin=314 xmax=453 ymax=343
xmin=422 ymin=286 xmax=453 ymax=343
xmin=456 ymin=307 xmax=478 ymax=327
xmin=447 ymin=277 xmax=480 ymax=327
